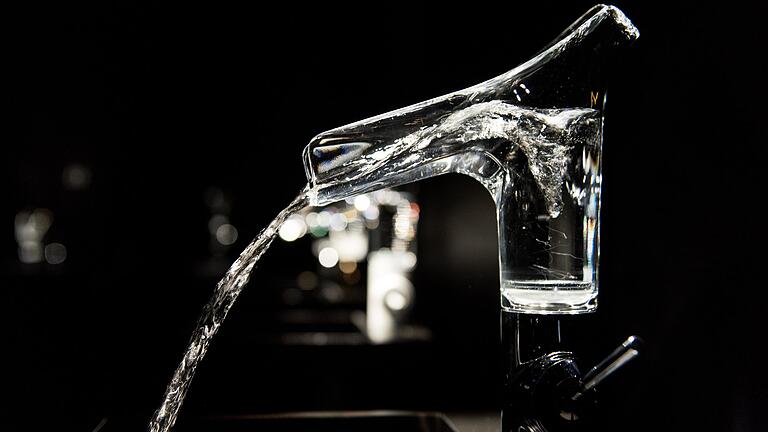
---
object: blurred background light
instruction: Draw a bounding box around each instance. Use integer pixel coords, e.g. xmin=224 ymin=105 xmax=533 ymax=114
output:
xmin=279 ymin=214 xmax=307 ymax=242
xmin=354 ymin=195 xmax=371 ymax=211
xmin=318 ymin=247 xmax=339 ymax=268
xmin=62 ymin=163 xmax=92 ymax=191
xmin=44 ymin=243 xmax=67 ymax=265
xmin=215 ymin=224 xmax=238 ymax=246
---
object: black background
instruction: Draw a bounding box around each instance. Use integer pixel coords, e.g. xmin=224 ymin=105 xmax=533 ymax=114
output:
xmin=4 ymin=1 xmax=767 ymax=431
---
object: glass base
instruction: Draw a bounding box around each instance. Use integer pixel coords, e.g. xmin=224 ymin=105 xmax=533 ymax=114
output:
xmin=500 ymin=280 xmax=597 ymax=314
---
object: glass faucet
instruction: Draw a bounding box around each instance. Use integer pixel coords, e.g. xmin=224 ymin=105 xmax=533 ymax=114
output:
xmin=303 ymin=4 xmax=641 ymax=431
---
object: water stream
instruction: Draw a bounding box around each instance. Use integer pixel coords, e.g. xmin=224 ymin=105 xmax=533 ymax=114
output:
xmin=148 ymin=189 xmax=310 ymax=432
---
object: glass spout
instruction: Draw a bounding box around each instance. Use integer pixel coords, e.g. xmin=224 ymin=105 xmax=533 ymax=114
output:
xmin=303 ymin=4 xmax=638 ymax=314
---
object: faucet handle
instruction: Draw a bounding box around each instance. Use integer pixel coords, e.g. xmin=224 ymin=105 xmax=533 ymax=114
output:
xmin=571 ymin=335 xmax=644 ymax=401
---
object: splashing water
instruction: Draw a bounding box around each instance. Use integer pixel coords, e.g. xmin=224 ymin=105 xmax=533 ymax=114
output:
xmin=148 ymin=189 xmax=309 ymax=432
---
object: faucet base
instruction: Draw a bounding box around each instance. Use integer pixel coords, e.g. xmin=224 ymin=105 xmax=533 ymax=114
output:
xmin=501 ymin=312 xmax=596 ymax=432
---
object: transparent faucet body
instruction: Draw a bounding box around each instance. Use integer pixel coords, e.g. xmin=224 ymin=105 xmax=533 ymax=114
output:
xmin=303 ymin=5 xmax=638 ymax=314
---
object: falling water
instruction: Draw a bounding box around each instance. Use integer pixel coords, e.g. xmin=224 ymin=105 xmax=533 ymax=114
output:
xmin=148 ymin=188 xmax=310 ymax=432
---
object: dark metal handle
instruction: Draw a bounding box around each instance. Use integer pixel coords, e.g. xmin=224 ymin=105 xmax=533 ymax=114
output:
xmin=572 ymin=335 xmax=643 ymax=400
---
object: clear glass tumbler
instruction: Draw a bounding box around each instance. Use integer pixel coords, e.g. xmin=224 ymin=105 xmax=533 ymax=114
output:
xmin=497 ymin=128 xmax=602 ymax=314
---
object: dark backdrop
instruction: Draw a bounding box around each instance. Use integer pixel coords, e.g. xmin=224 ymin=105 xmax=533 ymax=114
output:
xmin=5 ymin=1 xmax=766 ymax=431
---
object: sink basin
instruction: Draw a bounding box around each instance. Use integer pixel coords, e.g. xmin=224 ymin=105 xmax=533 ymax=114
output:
xmin=174 ymin=411 xmax=459 ymax=432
